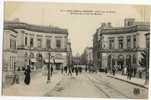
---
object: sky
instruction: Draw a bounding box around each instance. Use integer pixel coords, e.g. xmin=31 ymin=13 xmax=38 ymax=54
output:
xmin=4 ymin=2 xmax=150 ymax=56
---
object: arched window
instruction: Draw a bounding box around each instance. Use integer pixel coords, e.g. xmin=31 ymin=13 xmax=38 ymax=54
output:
xmin=36 ymin=53 xmax=42 ymax=61
xmin=133 ymin=55 xmax=137 ymax=64
xmin=118 ymin=55 xmax=124 ymax=65
xmin=126 ymin=55 xmax=131 ymax=66
xmin=107 ymin=55 xmax=111 ymax=67
xmin=30 ymin=53 xmax=34 ymax=58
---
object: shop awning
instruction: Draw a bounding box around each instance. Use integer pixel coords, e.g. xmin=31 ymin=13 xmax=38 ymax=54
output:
xmin=31 ymin=59 xmax=37 ymax=62
xmin=45 ymin=59 xmax=54 ymax=63
xmin=45 ymin=59 xmax=64 ymax=63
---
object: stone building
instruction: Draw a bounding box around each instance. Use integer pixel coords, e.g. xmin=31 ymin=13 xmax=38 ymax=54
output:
xmin=93 ymin=18 xmax=150 ymax=72
xmin=3 ymin=19 xmax=72 ymax=73
xmin=84 ymin=47 xmax=93 ymax=66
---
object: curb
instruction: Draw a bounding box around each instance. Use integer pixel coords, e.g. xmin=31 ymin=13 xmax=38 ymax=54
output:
xmin=107 ymin=75 xmax=148 ymax=89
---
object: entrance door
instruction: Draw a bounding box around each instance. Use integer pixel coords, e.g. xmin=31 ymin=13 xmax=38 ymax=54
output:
xmin=118 ymin=55 xmax=124 ymax=71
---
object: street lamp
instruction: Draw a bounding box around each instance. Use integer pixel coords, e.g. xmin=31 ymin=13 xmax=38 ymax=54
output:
xmin=47 ymin=52 xmax=51 ymax=83
xmin=47 ymin=52 xmax=55 ymax=83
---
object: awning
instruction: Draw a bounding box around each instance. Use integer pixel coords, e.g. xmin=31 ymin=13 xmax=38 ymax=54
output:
xmin=45 ymin=59 xmax=64 ymax=63
xmin=30 ymin=59 xmax=37 ymax=62
xmin=55 ymin=59 xmax=64 ymax=63
xmin=45 ymin=59 xmax=54 ymax=63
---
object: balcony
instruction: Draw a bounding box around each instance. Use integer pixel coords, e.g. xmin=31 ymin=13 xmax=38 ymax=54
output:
xmin=99 ymin=48 xmax=139 ymax=53
xmin=3 ymin=49 xmax=17 ymax=53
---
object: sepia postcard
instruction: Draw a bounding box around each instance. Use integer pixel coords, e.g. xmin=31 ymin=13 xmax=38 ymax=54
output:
xmin=2 ymin=1 xmax=150 ymax=99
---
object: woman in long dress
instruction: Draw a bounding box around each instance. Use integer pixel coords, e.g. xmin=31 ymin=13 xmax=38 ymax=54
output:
xmin=24 ymin=65 xmax=31 ymax=85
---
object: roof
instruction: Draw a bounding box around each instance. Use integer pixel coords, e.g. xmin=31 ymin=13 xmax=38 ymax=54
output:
xmin=4 ymin=21 xmax=68 ymax=35
xmin=97 ymin=22 xmax=150 ymax=35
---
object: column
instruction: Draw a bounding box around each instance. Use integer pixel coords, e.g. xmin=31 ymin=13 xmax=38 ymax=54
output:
xmin=131 ymin=35 xmax=133 ymax=49
xmin=124 ymin=36 xmax=127 ymax=49
xmin=114 ymin=37 xmax=118 ymax=49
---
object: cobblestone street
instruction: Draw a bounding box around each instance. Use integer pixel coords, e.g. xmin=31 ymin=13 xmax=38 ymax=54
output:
xmin=45 ymin=72 xmax=148 ymax=99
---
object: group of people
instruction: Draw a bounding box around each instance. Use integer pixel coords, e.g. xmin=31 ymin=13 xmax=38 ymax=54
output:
xmin=106 ymin=64 xmax=144 ymax=80
xmin=61 ymin=65 xmax=83 ymax=76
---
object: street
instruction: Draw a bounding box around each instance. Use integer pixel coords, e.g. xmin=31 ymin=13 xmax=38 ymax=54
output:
xmin=45 ymin=72 xmax=148 ymax=99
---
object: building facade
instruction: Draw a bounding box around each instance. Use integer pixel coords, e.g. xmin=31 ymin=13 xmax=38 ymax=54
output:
xmin=93 ymin=18 xmax=150 ymax=72
xmin=83 ymin=47 xmax=93 ymax=66
xmin=3 ymin=20 xmax=72 ymax=75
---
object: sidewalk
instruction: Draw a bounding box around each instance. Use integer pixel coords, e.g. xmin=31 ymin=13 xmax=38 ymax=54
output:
xmin=3 ymin=71 xmax=63 ymax=96
xmin=107 ymin=73 xmax=148 ymax=89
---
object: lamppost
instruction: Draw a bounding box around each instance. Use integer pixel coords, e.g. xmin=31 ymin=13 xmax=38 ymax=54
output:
xmin=47 ymin=52 xmax=55 ymax=83
xmin=47 ymin=52 xmax=51 ymax=83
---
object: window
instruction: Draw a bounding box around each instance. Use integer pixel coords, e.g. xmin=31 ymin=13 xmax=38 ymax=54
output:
xmin=10 ymin=39 xmax=16 ymax=49
xmin=126 ymin=55 xmax=131 ymax=66
xmin=133 ymin=35 xmax=136 ymax=48
xmin=119 ymin=37 xmax=123 ymax=49
xmin=56 ymin=39 xmax=61 ymax=48
xmin=30 ymin=53 xmax=34 ymax=58
xmin=25 ymin=37 xmax=27 ymax=46
xmin=127 ymin=36 xmax=131 ymax=48
xmin=133 ymin=55 xmax=137 ymax=64
xmin=30 ymin=38 xmax=34 ymax=47
xmin=37 ymin=39 xmax=42 ymax=48
xmin=109 ymin=37 xmax=114 ymax=49
xmin=46 ymin=39 xmax=51 ymax=49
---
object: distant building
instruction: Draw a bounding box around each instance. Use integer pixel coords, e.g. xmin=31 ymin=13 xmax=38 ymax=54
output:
xmin=83 ymin=47 xmax=93 ymax=66
xmin=93 ymin=18 xmax=150 ymax=72
xmin=3 ymin=19 xmax=72 ymax=75
xmin=66 ymin=41 xmax=73 ymax=67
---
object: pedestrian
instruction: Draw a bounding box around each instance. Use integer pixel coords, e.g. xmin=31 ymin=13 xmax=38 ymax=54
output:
xmin=24 ymin=65 xmax=31 ymax=85
xmin=50 ymin=66 xmax=53 ymax=76
xmin=129 ymin=68 xmax=132 ymax=80
xmin=105 ymin=68 xmax=108 ymax=73
xmin=85 ymin=66 xmax=87 ymax=72
xmin=127 ymin=65 xmax=132 ymax=80
xmin=64 ymin=66 xmax=67 ymax=74
xmin=75 ymin=67 xmax=78 ymax=76
xmin=72 ymin=67 xmax=74 ymax=73
xmin=138 ymin=68 xmax=143 ymax=79
xmin=133 ymin=67 xmax=137 ymax=77
xmin=112 ymin=65 xmax=116 ymax=76
xmin=123 ymin=67 xmax=127 ymax=75
xmin=68 ymin=67 xmax=72 ymax=76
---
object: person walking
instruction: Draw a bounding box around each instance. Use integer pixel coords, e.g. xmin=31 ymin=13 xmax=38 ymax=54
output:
xmin=50 ymin=66 xmax=53 ymax=76
xmin=133 ymin=67 xmax=137 ymax=77
xmin=75 ymin=67 xmax=78 ymax=76
xmin=112 ymin=65 xmax=116 ymax=76
xmin=24 ymin=65 xmax=31 ymax=85
xmin=64 ymin=66 xmax=67 ymax=74
xmin=68 ymin=67 xmax=72 ymax=76
xmin=127 ymin=65 xmax=132 ymax=80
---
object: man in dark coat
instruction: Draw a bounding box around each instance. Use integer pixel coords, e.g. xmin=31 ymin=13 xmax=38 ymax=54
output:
xmin=75 ymin=67 xmax=78 ymax=76
xmin=24 ymin=65 xmax=31 ymax=85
